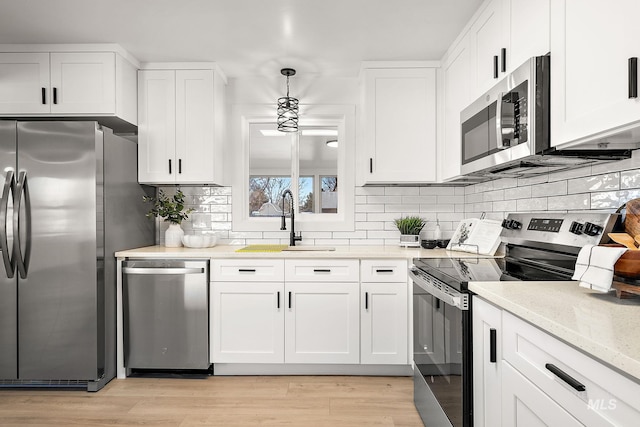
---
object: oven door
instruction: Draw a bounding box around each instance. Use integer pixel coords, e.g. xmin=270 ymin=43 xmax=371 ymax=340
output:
xmin=411 ymin=269 xmax=472 ymax=427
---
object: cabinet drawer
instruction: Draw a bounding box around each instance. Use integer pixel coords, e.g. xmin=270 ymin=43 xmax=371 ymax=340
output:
xmin=285 ymin=259 xmax=359 ymax=282
xmin=360 ymin=259 xmax=407 ymax=282
xmin=503 ymin=311 xmax=640 ymax=426
xmin=211 ymin=259 xmax=284 ymax=282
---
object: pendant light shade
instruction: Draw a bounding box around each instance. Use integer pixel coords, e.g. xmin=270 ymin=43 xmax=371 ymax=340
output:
xmin=277 ymin=68 xmax=299 ymax=132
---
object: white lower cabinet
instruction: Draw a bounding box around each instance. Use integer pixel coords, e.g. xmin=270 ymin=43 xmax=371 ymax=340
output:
xmin=211 ymin=281 xmax=284 ymax=363
xmin=285 ymin=281 xmax=359 ymax=364
xmin=502 ymin=362 xmax=582 ymax=426
xmin=473 ymin=296 xmax=640 ymax=426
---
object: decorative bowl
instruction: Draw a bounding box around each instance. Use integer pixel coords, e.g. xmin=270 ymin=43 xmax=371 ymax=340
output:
xmin=182 ymin=235 xmax=218 ymax=248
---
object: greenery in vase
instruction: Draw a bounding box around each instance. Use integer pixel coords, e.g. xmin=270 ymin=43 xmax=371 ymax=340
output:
xmin=394 ymin=216 xmax=427 ymax=235
xmin=143 ymin=189 xmax=194 ymax=225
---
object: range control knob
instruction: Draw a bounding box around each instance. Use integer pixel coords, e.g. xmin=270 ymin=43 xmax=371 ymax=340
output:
xmin=569 ymin=221 xmax=584 ymax=235
xmin=583 ymin=222 xmax=603 ymax=236
xmin=501 ymin=219 xmax=522 ymax=230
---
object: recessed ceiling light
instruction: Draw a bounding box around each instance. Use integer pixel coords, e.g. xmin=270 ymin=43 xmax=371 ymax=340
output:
xmin=326 ymin=139 xmax=338 ymax=148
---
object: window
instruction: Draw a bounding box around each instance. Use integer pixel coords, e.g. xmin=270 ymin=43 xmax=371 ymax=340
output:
xmin=230 ymin=105 xmax=355 ymax=232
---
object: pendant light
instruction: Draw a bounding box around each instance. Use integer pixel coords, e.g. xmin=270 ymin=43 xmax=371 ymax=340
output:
xmin=277 ymin=68 xmax=299 ymax=132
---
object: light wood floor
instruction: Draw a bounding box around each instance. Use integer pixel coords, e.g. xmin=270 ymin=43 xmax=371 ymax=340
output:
xmin=0 ymin=375 xmax=424 ymax=426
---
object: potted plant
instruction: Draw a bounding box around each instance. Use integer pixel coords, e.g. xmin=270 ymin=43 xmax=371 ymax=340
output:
xmin=394 ymin=216 xmax=426 ymax=247
xmin=144 ymin=189 xmax=194 ymax=247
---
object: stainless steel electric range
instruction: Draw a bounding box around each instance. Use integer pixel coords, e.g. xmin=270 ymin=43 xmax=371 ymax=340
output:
xmin=409 ymin=212 xmax=621 ymax=427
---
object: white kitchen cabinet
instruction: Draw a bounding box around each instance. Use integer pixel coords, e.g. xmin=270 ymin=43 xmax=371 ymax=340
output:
xmin=0 ymin=50 xmax=136 ymax=126
xmin=360 ymin=260 xmax=408 ymax=365
xmin=506 ymin=0 xmax=549 ymax=73
xmin=550 ymin=0 xmax=640 ymax=148
xmin=211 ymin=281 xmax=284 ymax=363
xmin=138 ymin=66 xmax=225 ymax=185
xmin=210 ymin=259 xmax=285 ymax=363
xmin=360 ymin=65 xmax=437 ymax=184
xmin=472 ymin=297 xmax=502 ymax=427
xmin=440 ymin=36 xmax=472 ymax=182
xmin=468 ymin=0 xmax=507 ymax=95
xmin=285 ymin=281 xmax=360 ymax=364
xmin=502 ymin=362 xmax=582 ymax=427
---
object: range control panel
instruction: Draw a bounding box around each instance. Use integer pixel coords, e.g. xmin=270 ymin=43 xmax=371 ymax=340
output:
xmin=500 ymin=212 xmax=620 ymax=250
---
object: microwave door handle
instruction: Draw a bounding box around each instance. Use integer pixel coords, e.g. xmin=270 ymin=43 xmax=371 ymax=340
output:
xmin=495 ymin=94 xmax=508 ymax=149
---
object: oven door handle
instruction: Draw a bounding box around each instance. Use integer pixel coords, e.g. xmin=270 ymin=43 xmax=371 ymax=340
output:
xmin=409 ymin=268 xmax=468 ymax=310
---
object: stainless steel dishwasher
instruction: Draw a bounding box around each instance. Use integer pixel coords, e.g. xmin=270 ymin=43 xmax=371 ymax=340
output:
xmin=122 ymin=259 xmax=210 ymax=370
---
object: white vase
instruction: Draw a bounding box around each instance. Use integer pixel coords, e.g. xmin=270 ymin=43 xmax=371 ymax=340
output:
xmin=165 ymin=223 xmax=184 ymax=247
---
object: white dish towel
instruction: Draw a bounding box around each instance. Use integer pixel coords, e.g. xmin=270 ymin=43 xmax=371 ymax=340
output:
xmin=572 ymin=244 xmax=628 ymax=292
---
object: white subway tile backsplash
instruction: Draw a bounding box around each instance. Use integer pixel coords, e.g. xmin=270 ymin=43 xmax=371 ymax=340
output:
xmin=591 ymin=189 xmax=640 ymax=209
xmin=466 ymin=193 xmax=483 ymax=203
xmin=355 ymin=195 xmax=368 ymax=204
xmin=368 ymin=195 xmax=403 ymax=204
xmin=483 ymin=189 xmax=505 ymax=202
xmin=547 ymin=193 xmax=589 ymax=211
xmin=504 ymin=186 xmax=532 ymax=200
xmin=492 ymin=178 xmax=518 ymax=190
xmin=385 ymin=204 xmax=421 ymax=213
xmin=367 ymin=230 xmax=401 ymax=239
xmin=210 ymin=187 xmax=232 ymax=195
xmin=516 ymin=197 xmax=548 ymax=211
xmin=355 ymin=187 xmax=385 ymax=196
xmin=355 ymin=204 xmax=385 ymax=213
xmin=567 ymin=173 xmax=619 ymax=194
xmin=531 ymin=181 xmax=567 ymax=197
xmin=492 ymin=200 xmax=517 ymax=212
xmin=367 ymin=213 xmax=401 ymax=222
xmin=385 ymin=187 xmax=419 ymax=196
xmin=403 ymin=195 xmax=437 ymax=204
xmin=421 ymin=204 xmax=455 ymax=212
xmin=621 ymin=169 xmax=640 ymax=189
xmin=437 ymin=195 xmax=465 ymax=204
xmin=419 ymin=187 xmax=453 ymax=196
xmin=517 ymin=174 xmax=549 ymax=186
xmin=355 ymin=221 xmax=385 ymax=230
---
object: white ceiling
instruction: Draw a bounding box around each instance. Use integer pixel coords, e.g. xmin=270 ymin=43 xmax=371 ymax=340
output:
xmin=0 ymin=0 xmax=483 ymax=78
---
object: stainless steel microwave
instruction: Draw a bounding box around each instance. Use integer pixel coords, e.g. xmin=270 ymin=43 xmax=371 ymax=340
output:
xmin=460 ymin=55 xmax=550 ymax=176
xmin=460 ymin=55 xmax=630 ymax=177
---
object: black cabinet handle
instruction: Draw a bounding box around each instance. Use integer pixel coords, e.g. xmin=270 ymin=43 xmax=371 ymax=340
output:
xmin=168 ymin=159 xmax=172 ymax=174
xmin=41 ymin=87 xmax=46 ymax=104
xmin=501 ymin=48 xmax=506 ymax=72
xmin=489 ymin=328 xmax=497 ymax=363
xmin=435 ymin=297 xmax=440 ymax=310
xmin=629 ymin=57 xmax=638 ymax=99
xmin=369 ymin=158 xmax=373 ymax=174
xmin=493 ymin=55 xmax=499 ymax=79
xmin=277 ymin=291 xmax=280 ymax=309
xmin=545 ymin=363 xmax=586 ymax=392
xmin=178 ymin=159 xmax=182 ymax=174
xmin=238 ymin=268 xmax=256 ymax=273
xmin=288 ymin=291 xmax=292 ymax=309
xmin=313 ymin=269 xmax=331 ymax=273
xmin=365 ymin=292 xmax=369 ymax=310
xmin=53 ymin=87 xmax=58 ymax=104
xmin=375 ymin=269 xmax=393 ymax=273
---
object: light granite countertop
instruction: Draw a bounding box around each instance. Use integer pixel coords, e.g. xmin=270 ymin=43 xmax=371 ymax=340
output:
xmin=470 ymin=281 xmax=640 ymax=383
xmin=115 ymin=244 xmax=496 ymax=259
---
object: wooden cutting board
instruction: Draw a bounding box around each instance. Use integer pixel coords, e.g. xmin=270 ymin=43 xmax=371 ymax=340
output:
xmin=624 ymin=198 xmax=640 ymax=238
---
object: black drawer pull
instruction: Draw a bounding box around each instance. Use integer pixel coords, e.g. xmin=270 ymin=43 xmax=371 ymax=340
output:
xmin=288 ymin=291 xmax=292 ymax=309
xmin=629 ymin=57 xmax=638 ymax=99
xmin=493 ymin=55 xmax=499 ymax=79
xmin=545 ymin=363 xmax=586 ymax=392
xmin=179 ymin=158 xmax=182 ymax=174
xmin=365 ymin=292 xmax=369 ymax=310
xmin=501 ymin=48 xmax=506 ymax=72
xmin=375 ymin=269 xmax=394 ymax=273
xmin=238 ymin=268 xmax=256 ymax=273
xmin=41 ymin=87 xmax=46 ymax=104
xmin=369 ymin=158 xmax=373 ymax=173
xmin=168 ymin=159 xmax=172 ymax=174
xmin=277 ymin=291 xmax=280 ymax=309
xmin=53 ymin=87 xmax=58 ymax=104
xmin=313 ymin=269 xmax=331 ymax=273
xmin=489 ymin=328 xmax=497 ymax=363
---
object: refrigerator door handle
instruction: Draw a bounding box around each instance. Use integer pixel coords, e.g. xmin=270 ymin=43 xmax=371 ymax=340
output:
xmin=1 ymin=170 xmax=16 ymax=278
xmin=13 ymin=171 xmax=31 ymax=279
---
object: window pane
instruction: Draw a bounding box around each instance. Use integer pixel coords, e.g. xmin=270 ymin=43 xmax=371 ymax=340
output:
xmin=299 ymin=176 xmax=314 ymax=213
xmin=298 ymin=125 xmax=338 ymax=214
xmin=249 ymin=176 xmax=291 ymax=217
xmin=320 ymin=176 xmax=338 ymax=213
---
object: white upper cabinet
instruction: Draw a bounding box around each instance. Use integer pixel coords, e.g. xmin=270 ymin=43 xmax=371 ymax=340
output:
xmin=360 ymin=65 xmax=437 ymax=184
xmin=550 ymin=0 xmax=640 ymax=148
xmin=138 ymin=66 xmax=225 ymax=185
xmin=0 ymin=49 xmax=137 ymax=127
xmin=468 ymin=0 xmax=549 ymax=101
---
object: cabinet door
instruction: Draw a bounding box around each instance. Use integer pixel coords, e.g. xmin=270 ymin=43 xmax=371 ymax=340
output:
xmin=49 ymin=52 xmax=115 ymax=114
xmin=0 ymin=53 xmax=50 ymax=114
xmin=138 ymin=70 xmax=176 ymax=184
xmin=551 ymin=0 xmax=640 ymax=147
xmin=470 ymin=0 xmax=507 ymax=96
xmin=440 ymin=37 xmax=471 ymax=181
xmin=175 ymin=70 xmax=215 ymax=184
xmin=363 ymin=67 xmax=437 ymax=184
xmin=285 ymin=282 xmax=359 ymax=364
xmin=502 ymin=362 xmax=582 ymax=427
xmin=211 ymin=281 xmax=284 ymax=363
xmin=506 ymin=0 xmax=549 ymax=71
xmin=361 ymin=282 xmax=408 ymax=365
xmin=473 ymin=298 xmax=502 ymax=427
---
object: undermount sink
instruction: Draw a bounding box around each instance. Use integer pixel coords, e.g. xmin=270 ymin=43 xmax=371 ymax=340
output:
xmin=282 ymin=246 xmax=336 ymax=252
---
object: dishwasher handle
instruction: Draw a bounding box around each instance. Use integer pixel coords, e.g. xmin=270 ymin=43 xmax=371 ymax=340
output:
xmin=123 ymin=267 xmax=205 ymax=275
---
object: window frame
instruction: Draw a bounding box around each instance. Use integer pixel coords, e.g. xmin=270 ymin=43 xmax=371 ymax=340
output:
xmin=230 ymin=104 xmax=355 ymax=232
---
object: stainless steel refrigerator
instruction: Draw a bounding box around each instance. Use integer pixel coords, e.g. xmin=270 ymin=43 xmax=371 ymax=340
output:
xmin=0 ymin=121 xmax=154 ymax=391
